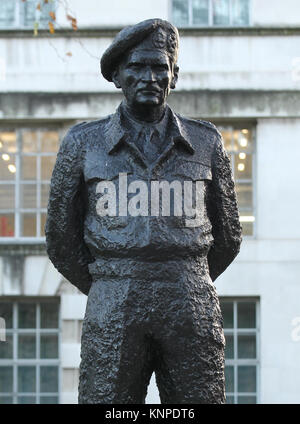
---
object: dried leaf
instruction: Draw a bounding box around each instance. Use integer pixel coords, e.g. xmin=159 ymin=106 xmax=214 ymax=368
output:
xmin=36 ymin=3 xmax=41 ymax=10
xmin=48 ymin=21 xmax=55 ymax=34
xmin=44 ymin=0 xmax=49 ymax=3
xmin=66 ymin=14 xmax=78 ymax=31
xmin=66 ymin=52 xmax=72 ymax=57
xmin=33 ymin=21 xmax=39 ymax=37
xmin=49 ymin=11 xmax=56 ymax=21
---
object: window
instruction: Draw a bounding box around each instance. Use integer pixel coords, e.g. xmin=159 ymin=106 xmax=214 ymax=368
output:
xmin=0 ymin=127 xmax=60 ymax=239
xmin=0 ymin=0 xmax=56 ymax=29
xmin=220 ymin=298 xmax=259 ymax=404
xmin=220 ymin=125 xmax=255 ymax=236
xmin=172 ymin=0 xmax=250 ymax=27
xmin=0 ymin=299 xmax=60 ymax=404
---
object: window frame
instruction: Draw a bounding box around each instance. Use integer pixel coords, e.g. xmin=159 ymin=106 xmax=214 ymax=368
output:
xmin=0 ymin=0 xmax=56 ymax=30
xmin=170 ymin=0 xmax=252 ymax=28
xmin=0 ymin=124 xmax=63 ymax=243
xmin=220 ymin=297 xmax=260 ymax=404
xmin=0 ymin=297 xmax=61 ymax=404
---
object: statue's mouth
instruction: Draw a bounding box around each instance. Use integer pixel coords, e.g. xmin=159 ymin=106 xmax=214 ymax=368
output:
xmin=139 ymin=89 xmax=160 ymax=95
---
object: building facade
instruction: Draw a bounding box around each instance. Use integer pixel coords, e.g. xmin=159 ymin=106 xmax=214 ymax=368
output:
xmin=0 ymin=0 xmax=300 ymax=404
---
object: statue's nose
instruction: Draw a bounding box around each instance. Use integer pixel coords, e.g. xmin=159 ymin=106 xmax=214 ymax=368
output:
xmin=141 ymin=66 xmax=155 ymax=82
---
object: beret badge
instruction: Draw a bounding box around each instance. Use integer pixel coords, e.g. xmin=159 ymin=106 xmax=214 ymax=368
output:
xmin=152 ymin=28 xmax=167 ymax=49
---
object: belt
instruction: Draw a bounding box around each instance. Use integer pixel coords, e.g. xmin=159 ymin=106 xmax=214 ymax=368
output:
xmin=88 ymin=256 xmax=210 ymax=283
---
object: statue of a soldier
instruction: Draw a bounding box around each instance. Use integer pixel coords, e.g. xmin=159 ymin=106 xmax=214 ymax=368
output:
xmin=46 ymin=18 xmax=242 ymax=404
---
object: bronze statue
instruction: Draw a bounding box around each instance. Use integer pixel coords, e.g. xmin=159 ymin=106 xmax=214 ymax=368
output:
xmin=46 ymin=18 xmax=242 ymax=404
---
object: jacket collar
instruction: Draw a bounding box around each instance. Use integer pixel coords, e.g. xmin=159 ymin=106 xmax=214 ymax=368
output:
xmin=106 ymin=103 xmax=195 ymax=155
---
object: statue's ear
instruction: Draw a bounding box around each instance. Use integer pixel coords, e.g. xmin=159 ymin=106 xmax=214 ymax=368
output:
xmin=171 ymin=65 xmax=179 ymax=89
xmin=112 ymin=69 xmax=121 ymax=89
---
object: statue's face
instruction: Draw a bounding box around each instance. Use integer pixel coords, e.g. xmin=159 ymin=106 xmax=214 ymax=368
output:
xmin=113 ymin=49 xmax=177 ymax=108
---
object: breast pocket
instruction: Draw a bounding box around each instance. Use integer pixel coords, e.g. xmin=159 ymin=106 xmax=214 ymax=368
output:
xmin=84 ymin=159 xmax=132 ymax=228
xmin=159 ymin=160 xmax=212 ymax=228
xmin=171 ymin=159 xmax=212 ymax=182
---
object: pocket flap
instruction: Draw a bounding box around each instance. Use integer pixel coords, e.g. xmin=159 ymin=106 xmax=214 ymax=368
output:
xmin=172 ymin=160 xmax=212 ymax=181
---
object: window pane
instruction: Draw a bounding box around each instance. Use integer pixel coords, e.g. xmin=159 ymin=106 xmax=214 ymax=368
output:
xmin=225 ymin=365 xmax=234 ymax=392
xmin=0 ymin=366 xmax=13 ymax=392
xmin=236 ymin=183 xmax=252 ymax=209
xmin=21 ymin=156 xmax=36 ymax=180
xmin=41 ymin=183 xmax=50 ymax=208
xmin=0 ymin=334 xmax=13 ymax=359
xmin=21 ymin=184 xmax=37 ymax=209
xmin=0 ymin=396 xmax=13 ymax=404
xmin=40 ymin=396 xmax=59 ymax=404
xmin=238 ymin=302 xmax=256 ymax=328
xmin=18 ymin=303 xmax=36 ymax=328
xmin=0 ymin=132 xmax=17 ymax=153
xmin=220 ymin=301 xmax=233 ymax=328
xmin=213 ymin=0 xmax=230 ymax=25
xmin=238 ymin=335 xmax=256 ymax=359
xmin=18 ymin=334 xmax=36 ymax=359
xmin=221 ymin=129 xmax=233 ymax=152
xmin=238 ymin=366 xmax=256 ymax=392
xmin=40 ymin=335 xmax=58 ymax=359
xmin=41 ymin=156 xmax=56 ymax=180
xmin=41 ymin=303 xmax=59 ymax=328
xmin=0 ymin=214 xmax=14 ymax=237
xmin=226 ymin=395 xmax=234 ymax=404
xmin=0 ymin=303 xmax=13 ymax=328
xmin=173 ymin=0 xmax=189 ymax=26
xmin=17 ymin=396 xmax=36 ymax=404
xmin=192 ymin=0 xmax=209 ymax=25
xmin=22 ymin=131 xmax=38 ymax=153
xmin=234 ymin=153 xmax=252 ymax=179
xmin=0 ymin=1 xmax=16 ymax=28
xmin=18 ymin=366 xmax=36 ymax=393
xmin=40 ymin=366 xmax=58 ymax=393
xmin=225 ymin=334 xmax=234 ymax=359
xmin=24 ymin=0 xmax=55 ymax=27
xmin=41 ymin=132 xmax=60 ymax=153
xmin=23 ymin=1 xmax=37 ymax=27
xmin=233 ymin=129 xmax=252 ymax=152
xmin=232 ymin=0 xmax=249 ymax=26
xmin=40 ymin=213 xmax=47 ymax=237
xmin=238 ymin=395 xmax=256 ymax=404
xmin=0 ymin=155 xmax=16 ymax=180
xmin=0 ymin=185 xmax=15 ymax=209
xmin=21 ymin=213 xmax=37 ymax=237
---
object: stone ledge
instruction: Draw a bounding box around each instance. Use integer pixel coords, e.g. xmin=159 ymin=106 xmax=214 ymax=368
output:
xmin=1 ymin=90 xmax=300 ymax=119
xmin=0 ymin=243 xmax=46 ymax=256
xmin=2 ymin=26 xmax=300 ymax=38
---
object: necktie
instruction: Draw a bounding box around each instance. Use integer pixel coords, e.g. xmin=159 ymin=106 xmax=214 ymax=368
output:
xmin=141 ymin=127 xmax=160 ymax=163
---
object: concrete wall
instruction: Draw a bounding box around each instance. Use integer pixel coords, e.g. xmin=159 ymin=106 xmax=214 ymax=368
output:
xmin=1 ymin=34 xmax=300 ymax=93
xmin=252 ymin=0 xmax=300 ymax=26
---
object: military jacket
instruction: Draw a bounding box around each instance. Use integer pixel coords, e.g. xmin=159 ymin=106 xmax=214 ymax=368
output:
xmin=46 ymin=105 xmax=242 ymax=295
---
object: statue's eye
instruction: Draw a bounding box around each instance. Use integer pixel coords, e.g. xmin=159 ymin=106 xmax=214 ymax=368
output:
xmin=155 ymin=65 xmax=168 ymax=72
xmin=128 ymin=63 xmax=142 ymax=71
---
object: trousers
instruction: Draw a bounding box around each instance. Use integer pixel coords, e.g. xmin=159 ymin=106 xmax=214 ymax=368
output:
xmin=78 ymin=258 xmax=225 ymax=404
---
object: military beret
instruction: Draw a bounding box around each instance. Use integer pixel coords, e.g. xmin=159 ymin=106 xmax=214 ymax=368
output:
xmin=100 ymin=18 xmax=179 ymax=82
